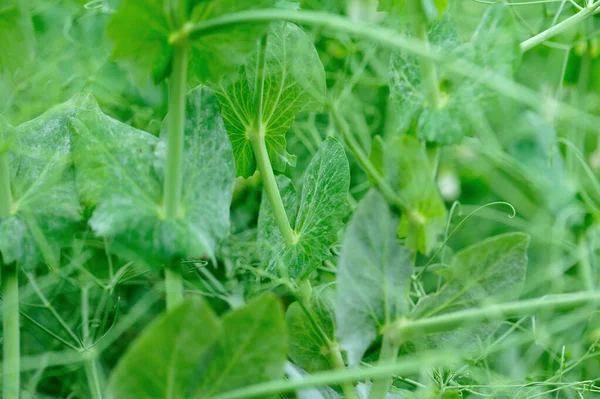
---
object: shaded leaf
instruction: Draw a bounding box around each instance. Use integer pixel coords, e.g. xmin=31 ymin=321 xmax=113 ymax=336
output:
xmin=107 ymin=298 xmax=222 ymax=399
xmin=287 ymin=285 xmax=336 ymax=373
xmin=336 ymin=190 xmax=413 ymax=365
xmin=191 ymin=294 xmax=288 ymax=398
xmin=70 ymin=85 xmax=234 ymax=267
xmin=215 ymin=22 xmax=326 ymax=177
xmin=412 ymin=233 xmax=530 ymax=347
xmin=258 ymin=138 xmax=350 ymax=278
xmin=0 ymin=95 xmax=97 ymax=269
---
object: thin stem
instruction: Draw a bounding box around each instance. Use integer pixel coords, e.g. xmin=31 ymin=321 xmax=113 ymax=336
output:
xmin=385 ymin=291 xmax=600 ymax=345
xmin=329 ymin=106 xmax=405 ymax=210
xmin=163 ymin=41 xmax=189 ymax=310
xmin=370 ymin=334 xmax=400 ymax=399
xmin=0 ymin=122 xmax=12 ymax=219
xmin=249 ymin=130 xmax=296 ymax=246
xmin=82 ymin=286 xmax=103 ymax=399
xmin=413 ymin=17 xmax=441 ymax=109
xmin=169 ymin=8 xmax=600 ymax=132
xmin=210 ymin=351 xmax=457 ymax=399
xmin=327 ymin=342 xmax=360 ymax=399
xmin=520 ymin=2 xmax=600 ymax=52
xmin=165 ymin=266 xmax=184 ymax=310
xmin=3 ymin=264 xmax=20 ymax=399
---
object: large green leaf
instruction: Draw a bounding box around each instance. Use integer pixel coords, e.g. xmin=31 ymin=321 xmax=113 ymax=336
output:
xmin=258 ymin=138 xmax=350 ymax=278
xmin=0 ymin=0 xmax=34 ymax=74
xmin=412 ymin=233 xmax=530 ymax=348
xmin=0 ymin=95 xmax=97 ymax=269
xmin=215 ymin=22 xmax=326 ymax=177
xmin=370 ymin=135 xmax=447 ymax=255
xmin=107 ymin=0 xmax=274 ymax=83
xmin=335 ymin=191 xmax=413 ymax=365
xmin=70 ymin=85 xmax=235 ymax=267
xmin=107 ymin=298 xmax=222 ymax=399
xmin=287 ymin=285 xmax=336 ymax=373
xmin=191 ymin=294 xmax=288 ymax=398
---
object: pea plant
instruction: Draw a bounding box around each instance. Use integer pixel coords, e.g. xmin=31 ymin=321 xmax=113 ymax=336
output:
xmin=3 ymin=0 xmax=600 ymax=398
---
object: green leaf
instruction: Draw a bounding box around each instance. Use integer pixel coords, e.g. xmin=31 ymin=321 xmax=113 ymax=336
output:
xmin=0 ymin=95 xmax=97 ymax=269
xmin=471 ymin=4 xmax=520 ymax=76
xmin=215 ymin=22 xmax=326 ymax=177
xmin=411 ymin=233 xmax=530 ymax=347
xmin=107 ymin=298 xmax=222 ymax=399
xmin=335 ymin=190 xmax=413 ymax=365
xmin=0 ymin=0 xmax=35 ymax=75
xmin=372 ymin=135 xmax=447 ymax=255
xmin=379 ymin=0 xmax=448 ymax=22
xmin=287 ymin=285 xmax=336 ymax=373
xmin=258 ymin=138 xmax=350 ymax=278
xmin=191 ymin=294 xmax=288 ymax=398
xmin=107 ymin=0 xmax=275 ymax=83
xmin=70 ymin=85 xmax=235 ymax=267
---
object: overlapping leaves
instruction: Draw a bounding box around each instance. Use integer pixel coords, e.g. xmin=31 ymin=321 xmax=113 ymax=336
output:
xmin=107 ymin=0 xmax=274 ymax=83
xmin=258 ymin=138 xmax=349 ymax=278
xmin=107 ymin=294 xmax=287 ymax=398
xmin=0 ymin=95 xmax=97 ymax=269
xmin=389 ymin=4 xmax=520 ymax=144
xmin=215 ymin=21 xmax=326 ymax=177
xmin=70 ymin=85 xmax=235 ymax=268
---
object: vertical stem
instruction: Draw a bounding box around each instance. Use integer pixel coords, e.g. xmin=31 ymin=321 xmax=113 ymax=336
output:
xmin=370 ymin=334 xmax=400 ymax=399
xmin=250 ymin=131 xmax=296 ymax=246
xmin=413 ymin=19 xmax=441 ymax=109
xmin=3 ymin=264 xmax=20 ymax=399
xmin=82 ymin=286 xmax=103 ymax=399
xmin=1 ymin=119 xmax=19 ymax=399
xmin=327 ymin=342 xmax=360 ymax=399
xmin=163 ymin=42 xmax=189 ymax=310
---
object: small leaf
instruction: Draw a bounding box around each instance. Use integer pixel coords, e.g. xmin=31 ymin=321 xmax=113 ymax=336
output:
xmin=258 ymin=138 xmax=350 ymax=278
xmin=0 ymin=95 xmax=97 ymax=269
xmin=215 ymin=22 xmax=326 ymax=177
xmin=107 ymin=298 xmax=222 ymax=399
xmin=70 ymin=85 xmax=235 ymax=267
xmin=374 ymin=135 xmax=447 ymax=255
xmin=412 ymin=233 xmax=530 ymax=347
xmin=191 ymin=294 xmax=288 ymax=398
xmin=335 ymin=190 xmax=413 ymax=365
xmin=287 ymin=285 xmax=336 ymax=373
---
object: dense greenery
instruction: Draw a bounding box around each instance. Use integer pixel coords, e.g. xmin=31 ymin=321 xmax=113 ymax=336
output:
xmin=2 ymin=0 xmax=600 ymax=398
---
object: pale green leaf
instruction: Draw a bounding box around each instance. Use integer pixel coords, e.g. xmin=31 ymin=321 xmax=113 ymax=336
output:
xmin=215 ymin=22 xmax=326 ymax=177
xmin=258 ymin=138 xmax=350 ymax=278
xmin=191 ymin=294 xmax=288 ymax=398
xmin=287 ymin=285 xmax=336 ymax=373
xmin=0 ymin=95 xmax=97 ymax=269
xmin=335 ymin=190 xmax=413 ymax=365
xmin=70 ymin=85 xmax=235 ymax=267
xmin=107 ymin=298 xmax=222 ymax=399
xmin=412 ymin=233 xmax=530 ymax=348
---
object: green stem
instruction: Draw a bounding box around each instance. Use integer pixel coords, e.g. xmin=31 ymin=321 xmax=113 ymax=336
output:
xmin=163 ymin=42 xmax=188 ymax=310
xmin=385 ymin=291 xmax=600 ymax=345
xmin=170 ymin=8 xmax=600 ymax=132
xmin=370 ymin=334 xmax=400 ymax=399
xmin=413 ymin=17 xmax=441 ymax=109
xmin=329 ymin=107 xmax=404 ymax=210
xmin=211 ymin=351 xmax=456 ymax=399
xmin=520 ymin=2 xmax=600 ymax=52
xmin=165 ymin=266 xmax=184 ymax=310
xmin=1 ymin=119 xmax=19 ymax=399
xmin=3 ymin=264 xmax=20 ymax=399
xmin=82 ymin=286 xmax=103 ymax=399
xmin=249 ymin=130 xmax=296 ymax=246
xmin=327 ymin=342 xmax=360 ymax=399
